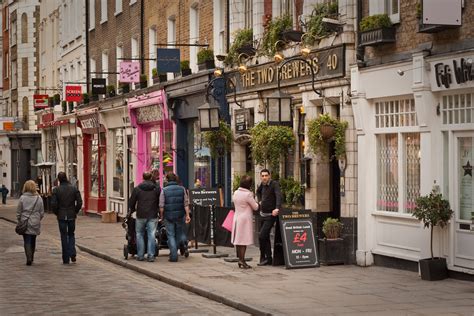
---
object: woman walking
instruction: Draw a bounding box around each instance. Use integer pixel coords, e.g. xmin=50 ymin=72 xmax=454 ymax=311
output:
xmin=232 ymin=175 xmax=259 ymax=269
xmin=16 ymin=180 xmax=44 ymax=266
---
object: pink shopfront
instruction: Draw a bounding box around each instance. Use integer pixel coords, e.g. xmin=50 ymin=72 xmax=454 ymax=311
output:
xmin=128 ymin=90 xmax=175 ymax=187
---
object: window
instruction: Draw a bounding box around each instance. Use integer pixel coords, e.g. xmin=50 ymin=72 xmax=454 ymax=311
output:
xmin=377 ymin=133 xmax=420 ymax=213
xmin=442 ymin=93 xmax=474 ymax=125
xmin=115 ymin=0 xmax=123 ymax=15
xmin=4 ymin=52 xmax=9 ymax=79
xmin=375 ymin=99 xmax=417 ymax=128
xmin=90 ymin=133 xmax=106 ymax=197
xmin=11 ymin=61 xmax=17 ymax=89
xmin=280 ymin=0 xmax=293 ymax=17
xmin=193 ymin=120 xmax=211 ymax=188
xmin=214 ymin=0 xmax=226 ymax=56
xmin=90 ymin=58 xmax=96 ymax=78
xmin=369 ymin=0 xmax=400 ymax=23
xmin=21 ymin=58 xmax=28 ymax=87
xmin=11 ymin=19 xmax=17 ymax=47
xmin=89 ymin=0 xmax=95 ymax=29
xmin=130 ymin=0 xmax=137 ymax=5
xmin=148 ymin=28 xmax=156 ymax=83
xmin=101 ymin=0 xmax=107 ymax=23
xmin=189 ymin=7 xmax=198 ymax=72
xmin=102 ymin=51 xmax=109 ymax=81
xmin=22 ymin=97 xmax=29 ymax=130
xmin=116 ymin=45 xmax=123 ymax=87
xmin=21 ymin=13 xmax=27 ymax=43
xmin=244 ymin=0 xmax=253 ymax=29
xmin=112 ymin=129 xmax=124 ymax=197
xmin=131 ymin=38 xmax=138 ymax=88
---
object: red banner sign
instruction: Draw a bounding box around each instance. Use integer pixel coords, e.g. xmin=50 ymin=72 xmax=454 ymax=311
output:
xmin=65 ymin=86 xmax=82 ymax=102
xmin=33 ymin=94 xmax=49 ymax=109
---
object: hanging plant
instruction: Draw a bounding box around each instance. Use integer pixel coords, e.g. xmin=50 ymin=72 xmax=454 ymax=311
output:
xmin=261 ymin=15 xmax=293 ymax=57
xmin=250 ymin=121 xmax=295 ymax=173
xmin=307 ymin=113 xmax=348 ymax=160
xmin=279 ymin=177 xmax=304 ymax=206
xmin=202 ymin=121 xmax=233 ymax=158
xmin=304 ymin=2 xmax=339 ymax=41
xmin=225 ymin=28 xmax=253 ymax=66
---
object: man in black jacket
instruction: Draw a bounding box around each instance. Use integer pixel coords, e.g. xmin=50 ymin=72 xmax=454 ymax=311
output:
xmin=256 ymin=169 xmax=282 ymax=266
xmin=129 ymin=172 xmax=161 ymax=262
xmin=51 ymin=172 xmax=83 ymax=264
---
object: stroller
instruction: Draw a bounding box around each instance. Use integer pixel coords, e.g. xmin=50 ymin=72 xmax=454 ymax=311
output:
xmin=122 ymin=215 xmax=168 ymax=260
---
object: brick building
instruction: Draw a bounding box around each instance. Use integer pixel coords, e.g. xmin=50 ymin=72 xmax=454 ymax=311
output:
xmin=352 ymin=0 xmax=474 ymax=276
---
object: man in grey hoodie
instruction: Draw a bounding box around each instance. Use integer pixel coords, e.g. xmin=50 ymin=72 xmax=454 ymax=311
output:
xmin=129 ymin=172 xmax=161 ymax=262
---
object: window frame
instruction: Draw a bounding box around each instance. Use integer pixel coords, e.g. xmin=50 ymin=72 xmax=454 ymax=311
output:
xmin=100 ymin=0 xmax=108 ymax=24
xmin=369 ymin=0 xmax=400 ymax=24
xmin=115 ymin=0 xmax=123 ymax=16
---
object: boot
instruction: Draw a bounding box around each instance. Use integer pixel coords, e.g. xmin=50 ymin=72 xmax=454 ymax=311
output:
xmin=31 ymin=244 xmax=36 ymax=263
xmin=25 ymin=244 xmax=33 ymax=266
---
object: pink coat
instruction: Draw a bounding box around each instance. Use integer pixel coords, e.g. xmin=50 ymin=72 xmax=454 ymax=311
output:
xmin=231 ymin=188 xmax=259 ymax=246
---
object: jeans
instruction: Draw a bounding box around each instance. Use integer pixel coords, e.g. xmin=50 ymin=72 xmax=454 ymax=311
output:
xmin=165 ymin=218 xmax=186 ymax=262
xmin=23 ymin=234 xmax=37 ymax=258
xmin=2 ymin=196 xmax=6 ymax=204
xmin=259 ymin=216 xmax=277 ymax=261
xmin=58 ymin=219 xmax=76 ymax=263
xmin=136 ymin=218 xmax=157 ymax=259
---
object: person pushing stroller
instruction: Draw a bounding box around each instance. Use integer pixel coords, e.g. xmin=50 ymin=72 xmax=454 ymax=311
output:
xmin=128 ymin=172 xmax=160 ymax=262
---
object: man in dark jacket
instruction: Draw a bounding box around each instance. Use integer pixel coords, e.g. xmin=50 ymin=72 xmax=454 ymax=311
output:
xmin=51 ymin=172 xmax=83 ymax=264
xmin=129 ymin=172 xmax=161 ymax=262
xmin=1 ymin=184 xmax=9 ymax=204
xmin=256 ymin=169 xmax=282 ymax=266
xmin=159 ymin=173 xmax=191 ymax=262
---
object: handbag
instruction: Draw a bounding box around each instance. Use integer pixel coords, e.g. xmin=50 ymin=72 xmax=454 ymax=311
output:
xmin=221 ymin=210 xmax=235 ymax=232
xmin=15 ymin=197 xmax=39 ymax=235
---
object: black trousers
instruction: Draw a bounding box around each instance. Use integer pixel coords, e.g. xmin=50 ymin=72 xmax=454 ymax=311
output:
xmin=259 ymin=216 xmax=277 ymax=260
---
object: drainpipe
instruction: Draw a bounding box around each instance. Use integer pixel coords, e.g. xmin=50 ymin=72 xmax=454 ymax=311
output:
xmin=140 ymin=0 xmax=145 ymax=75
xmin=85 ymin=0 xmax=90 ymax=94
xmin=356 ymin=0 xmax=364 ymax=65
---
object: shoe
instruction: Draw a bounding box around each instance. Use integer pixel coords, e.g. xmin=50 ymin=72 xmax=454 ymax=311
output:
xmin=147 ymin=257 xmax=155 ymax=262
xmin=257 ymin=259 xmax=272 ymax=266
xmin=136 ymin=257 xmax=145 ymax=261
xmin=168 ymin=258 xmax=178 ymax=262
xmin=238 ymin=261 xmax=251 ymax=269
xmin=26 ymin=260 xmax=32 ymax=266
xmin=184 ymin=249 xmax=189 ymax=258
xmin=63 ymin=261 xmax=70 ymax=264
xmin=71 ymin=256 xmax=76 ymax=263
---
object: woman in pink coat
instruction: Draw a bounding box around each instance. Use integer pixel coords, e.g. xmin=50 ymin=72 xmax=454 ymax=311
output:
xmin=232 ymin=175 xmax=259 ymax=269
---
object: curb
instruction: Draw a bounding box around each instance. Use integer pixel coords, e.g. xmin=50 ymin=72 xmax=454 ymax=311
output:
xmin=76 ymin=244 xmax=273 ymax=316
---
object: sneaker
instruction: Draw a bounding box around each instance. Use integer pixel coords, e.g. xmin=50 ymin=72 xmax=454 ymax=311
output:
xmin=136 ymin=257 xmax=145 ymax=261
xmin=184 ymin=248 xmax=189 ymax=258
xmin=147 ymin=257 xmax=155 ymax=262
xmin=168 ymin=258 xmax=178 ymax=262
xmin=71 ymin=256 xmax=76 ymax=263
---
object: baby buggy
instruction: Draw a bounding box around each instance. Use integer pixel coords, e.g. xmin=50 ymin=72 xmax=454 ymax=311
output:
xmin=122 ymin=215 xmax=168 ymax=259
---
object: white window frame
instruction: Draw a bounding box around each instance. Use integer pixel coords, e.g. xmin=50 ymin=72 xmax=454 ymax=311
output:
xmin=131 ymin=37 xmax=139 ymax=89
xmin=115 ymin=0 xmax=123 ymax=15
xmin=130 ymin=0 xmax=137 ymax=5
xmin=101 ymin=0 xmax=108 ymax=24
xmin=89 ymin=0 xmax=95 ymax=30
xmin=189 ymin=7 xmax=198 ymax=73
xmin=369 ymin=0 xmax=400 ymax=24
xmin=167 ymin=16 xmax=176 ymax=80
xmin=116 ymin=45 xmax=123 ymax=88
xmin=90 ymin=58 xmax=96 ymax=79
xmin=148 ymin=27 xmax=156 ymax=85
xmin=102 ymin=51 xmax=109 ymax=82
xmin=213 ymin=0 xmax=226 ymax=57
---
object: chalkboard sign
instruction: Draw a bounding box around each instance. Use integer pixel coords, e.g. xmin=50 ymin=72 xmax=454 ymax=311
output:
xmin=279 ymin=210 xmax=319 ymax=269
xmin=189 ymin=188 xmax=220 ymax=206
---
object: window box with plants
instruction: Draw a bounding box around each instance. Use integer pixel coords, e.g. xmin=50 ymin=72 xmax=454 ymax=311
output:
xmin=152 ymin=68 xmax=159 ymax=84
xmin=307 ymin=113 xmax=348 ymax=161
xmin=318 ymin=217 xmax=345 ymax=265
xmin=303 ymin=2 xmax=340 ymax=40
xmin=412 ymin=190 xmax=453 ymax=281
xmin=261 ymin=15 xmax=293 ymax=57
xmin=139 ymin=74 xmax=148 ymax=89
xmin=82 ymin=93 xmax=90 ymax=104
xmin=359 ymin=14 xmax=395 ymax=47
xmin=106 ymin=85 xmax=116 ymax=97
xmin=119 ymin=82 xmax=130 ymax=94
xmin=53 ymin=93 xmax=61 ymax=106
xmin=61 ymin=100 xmax=67 ymax=114
xmin=224 ymin=29 xmax=254 ymax=67
xmin=197 ymin=48 xmax=215 ymax=71
xmin=180 ymin=60 xmax=192 ymax=77
xmin=68 ymin=101 xmax=74 ymax=113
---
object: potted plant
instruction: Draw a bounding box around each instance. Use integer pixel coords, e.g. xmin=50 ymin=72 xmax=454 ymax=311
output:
xmin=224 ymin=28 xmax=254 ymax=66
xmin=53 ymin=93 xmax=61 ymax=105
xmin=307 ymin=113 xmax=348 ymax=161
xmin=82 ymin=93 xmax=90 ymax=104
xmin=197 ymin=48 xmax=215 ymax=71
xmin=202 ymin=121 xmax=233 ymax=158
xmin=279 ymin=177 xmax=304 ymax=208
xmin=139 ymin=74 xmax=148 ymax=88
xmin=61 ymin=100 xmax=67 ymax=114
xmin=359 ymin=14 xmax=395 ymax=47
xmin=319 ymin=217 xmax=345 ymax=265
xmin=152 ymin=68 xmax=159 ymax=84
xmin=412 ymin=190 xmax=453 ymax=281
xmin=68 ymin=101 xmax=74 ymax=113
xmin=250 ymin=121 xmax=295 ymax=174
xmin=106 ymin=85 xmax=116 ymax=97
xmin=119 ymin=82 xmax=130 ymax=94
xmin=261 ymin=14 xmax=292 ymax=57
xmin=180 ymin=60 xmax=192 ymax=77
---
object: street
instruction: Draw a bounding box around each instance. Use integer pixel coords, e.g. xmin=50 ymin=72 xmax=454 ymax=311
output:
xmin=0 ymin=219 xmax=246 ymax=315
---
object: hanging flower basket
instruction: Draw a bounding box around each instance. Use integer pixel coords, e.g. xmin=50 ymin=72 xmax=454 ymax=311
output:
xmin=307 ymin=113 xmax=348 ymax=161
xmin=320 ymin=124 xmax=335 ymax=140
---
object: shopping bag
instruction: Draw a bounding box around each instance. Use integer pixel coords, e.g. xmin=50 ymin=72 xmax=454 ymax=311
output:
xmin=221 ymin=210 xmax=234 ymax=232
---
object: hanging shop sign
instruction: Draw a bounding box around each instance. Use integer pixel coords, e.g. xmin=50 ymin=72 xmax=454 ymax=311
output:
xmin=78 ymin=113 xmax=104 ymax=134
xmin=279 ymin=209 xmax=319 ymax=269
xmin=65 ymin=86 xmax=82 ymax=102
xmin=234 ymin=108 xmax=253 ymax=133
xmin=120 ymin=61 xmax=140 ymax=83
xmin=157 ymin=48 xmax=180 ymax=73
xmin=189 ymin=188 xmax=220 ymax=207
xmin=135 ymin=104 xmax=163 ymax=124
xmin=92 ymin=78 xmax=107 ymax=95
xmin=232 ymin=45 xmax=345 ymax=91
xmin=33 ymin=94 xmax=49 ymax=109
xmin=431 ymin=56 xmax=474 ymax=91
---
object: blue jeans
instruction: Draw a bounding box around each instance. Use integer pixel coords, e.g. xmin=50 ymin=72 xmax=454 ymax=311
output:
xmin=165 ymin=218 xmax=186 ymax=262
xmin=136 ymin=218 xmax=157 ymax=259
xmin=58 ymin=219 xmax=76 ymax=263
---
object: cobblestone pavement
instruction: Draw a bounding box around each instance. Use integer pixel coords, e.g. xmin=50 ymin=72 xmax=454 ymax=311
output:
xmin=0 ymin=220 xmax=246 ymax=315
xmin=2 ymin=199 xmax=474 ymax=315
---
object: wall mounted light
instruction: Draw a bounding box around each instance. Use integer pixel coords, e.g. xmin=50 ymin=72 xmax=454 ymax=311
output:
xmin=273 ymin=40 xmax=286 ymax=64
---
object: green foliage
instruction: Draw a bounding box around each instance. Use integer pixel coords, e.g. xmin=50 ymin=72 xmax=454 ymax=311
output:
xmin=359 ymin=14 xmax=392 ymax=32
xmin=82 ymin=93 xmax=89 ymax=103
xmin=261 ymin=15 xmax=293 ymax=57
xmin=140 ymin=74 xmax=147 ymax=83
xmin=250 ymin=121 xmax=296 ymax=173
xmin=197 ymin=48 xmax=214 ymax=64
xmin=305 ymin=2 xmax=339 ymax=40
xmin=202 ymin=121 xmax=233 ymax=158
xmin=232 ymin=172 xmax=255 ymax=193
xmin=152 ymin=68 xmax=158 ymax=78
xmin=106 ymin=85 xmax=115 ymax=93
xmin=413 ymin=190 xmax=453 ymax=259
xmin=307 ymin=113 xmax=348 ymax=160
xmin=53 ymin=93 xmax=61 ymax=103
xmin=322 ymin=217 xmax=343 ymax=239
xmin=224 ymin=29 xmax=253 ymax=66
xmin=180 ymin=60 xmax=190 ymax=70
xmin=279 ymin=177 xmax=304 ymax=206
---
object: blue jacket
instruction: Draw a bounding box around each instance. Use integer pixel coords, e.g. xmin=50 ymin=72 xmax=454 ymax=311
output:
xmin=162 ymin=181 xmax=185 ymax=221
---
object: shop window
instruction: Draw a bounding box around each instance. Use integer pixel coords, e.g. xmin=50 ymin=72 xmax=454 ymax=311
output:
xmin=113 ymin=129 xmax=124 ymax=197
xmin=90 ymin=133 xmax=106 ymax=198
xmin=377 ymin=133 xmax=420 ymax=213
xmin=458 ymin=137 xmax=473 ymax=221
xmin=146 ymin=127 xmax=174 ymax=184
xmin=193 ymin=120 xmax=211 ymax=188
xmin=442 ymin=93 xmax=474 ymax=125
xmin=375 ymin=98 xmax=417 ymax=128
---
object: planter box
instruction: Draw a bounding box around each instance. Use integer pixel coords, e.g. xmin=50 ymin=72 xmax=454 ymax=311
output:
xmin=359 ymin=27 xmax=396 ymax=47
xmin=198 ymin=60 xmax=215 ymax=71
xmin=419 ymin=257 xmax=448 ymax=281
xmin=318 ymin=238 xmax=345 ymax=265
xmin=181 ymin=68 xmax=192 ymax=77
xmin=281 ymin=30 xmax=304 ymax=42
xmin=236 ymin=44 xmax=257 ymax=56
